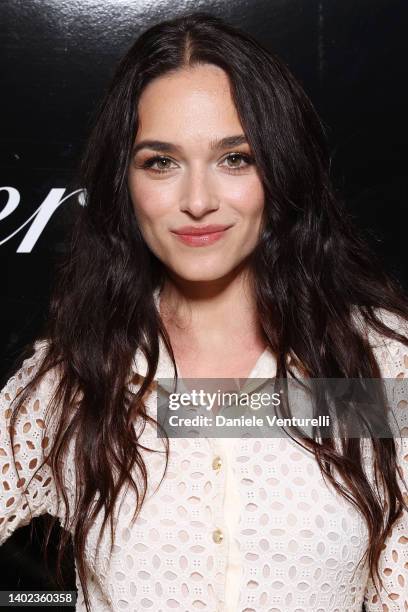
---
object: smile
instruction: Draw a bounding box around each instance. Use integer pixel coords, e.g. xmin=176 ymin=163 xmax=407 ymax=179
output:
xmin=171 ymin=227 xmax=231 ymax=247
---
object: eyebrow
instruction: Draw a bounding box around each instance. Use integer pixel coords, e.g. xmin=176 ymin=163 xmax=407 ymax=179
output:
xmin=131 ymin=134 xmax=248 ymax=156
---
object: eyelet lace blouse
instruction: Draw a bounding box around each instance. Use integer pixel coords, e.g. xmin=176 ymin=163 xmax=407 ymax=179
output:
xmin=0 ymin=292 xmax=407 ymax=611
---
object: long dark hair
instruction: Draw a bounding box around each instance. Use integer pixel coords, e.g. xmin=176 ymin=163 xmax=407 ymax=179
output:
xmin=6 ymin=11 xmax=408 ymax=611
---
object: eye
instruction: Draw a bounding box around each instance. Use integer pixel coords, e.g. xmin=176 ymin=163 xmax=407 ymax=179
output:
xmin=138 ymin=152 xmax=255 ymax=175
xmin=140 ymin=155 xmax=178 ymax=174
xmin=220 ymin=153 xmax=255 ymax=173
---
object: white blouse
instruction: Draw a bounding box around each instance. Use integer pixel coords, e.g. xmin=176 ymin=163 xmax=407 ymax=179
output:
xmin=0 ymin=291 xmax=407 ymax=611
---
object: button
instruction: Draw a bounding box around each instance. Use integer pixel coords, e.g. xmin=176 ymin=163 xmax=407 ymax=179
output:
xmin=212 ymin=456 xmax=222 ymax=471
xmin=212 ymin=528 xmax=224 ymax=544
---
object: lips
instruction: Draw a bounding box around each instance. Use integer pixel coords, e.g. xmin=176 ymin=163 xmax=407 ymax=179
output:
xmin=171 ymin=224 xmax=232 ymax=247
xmin=171 ymin=224 xmax=232 ymax=236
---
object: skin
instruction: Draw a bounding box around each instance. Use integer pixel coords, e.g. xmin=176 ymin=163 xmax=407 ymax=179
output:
xmin=127 ymin=63 xmax=267 ymax=378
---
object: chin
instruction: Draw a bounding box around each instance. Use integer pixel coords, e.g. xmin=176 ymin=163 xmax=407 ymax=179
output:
xmin=170 ymin=263 xmax=233 ymax=283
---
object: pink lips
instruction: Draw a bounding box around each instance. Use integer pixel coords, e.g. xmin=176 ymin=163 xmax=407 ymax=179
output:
xmin=171 ymin=224 xmax=232 ymax=247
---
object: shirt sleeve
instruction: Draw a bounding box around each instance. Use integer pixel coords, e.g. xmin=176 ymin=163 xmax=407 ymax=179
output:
xmin=363 ymin=312 xmax=408 ymax=611
xmin=0 ymin=340 xmax=61 ymax=546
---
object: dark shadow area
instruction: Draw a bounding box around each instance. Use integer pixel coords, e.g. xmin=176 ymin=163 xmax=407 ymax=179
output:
xmin=0 ymin=517 xmax=76 ymax=611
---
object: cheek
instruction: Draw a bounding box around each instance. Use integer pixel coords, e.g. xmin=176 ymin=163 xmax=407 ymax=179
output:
xmin=128 ymin=175 xmax=170 ymax=225
xmin=228 ymin=178 xmax=264 ymax=219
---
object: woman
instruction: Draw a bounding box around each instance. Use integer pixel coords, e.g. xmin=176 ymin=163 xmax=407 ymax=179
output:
xmin=1 ymin=11 xmax=407 ymax=612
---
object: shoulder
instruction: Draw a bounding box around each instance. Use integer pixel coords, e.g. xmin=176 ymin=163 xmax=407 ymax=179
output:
xmin=371 ymin=309 xmax=408 ymax=378
xmin=352 ymin=307 xmax=408 ymax=378
xmin=1 ymin=338 xmax=61 ymax=425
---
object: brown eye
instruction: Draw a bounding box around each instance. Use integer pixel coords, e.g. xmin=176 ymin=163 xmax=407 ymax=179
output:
xmin=155 ymin=158 xmax=172 ymax=170
xmin=141 ymin=155 xmax=178 ymax=174
xmin=221 ymin=153 xmax=254 ymax=172
xmin=227 ymin=154 xmax=243 ymax=167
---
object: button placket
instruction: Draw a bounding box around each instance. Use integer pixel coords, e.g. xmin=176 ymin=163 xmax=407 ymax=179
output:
xmin=206 ymin=437 xmax=230 ymax=608
xmin=212 ymin=455 xmax=222 ymax=471
xmin=212 ymin=527 xmax=224 ymax=544
xmin=206 ymin=437 xmax=228 ymax=546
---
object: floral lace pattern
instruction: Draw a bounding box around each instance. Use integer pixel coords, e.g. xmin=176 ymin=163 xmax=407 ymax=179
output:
xmin=0 ymin=307 xmax=407 ymax=611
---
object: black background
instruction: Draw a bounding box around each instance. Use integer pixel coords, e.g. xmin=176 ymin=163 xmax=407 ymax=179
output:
xmin=1 ymin=1 xmax=407 ymax=608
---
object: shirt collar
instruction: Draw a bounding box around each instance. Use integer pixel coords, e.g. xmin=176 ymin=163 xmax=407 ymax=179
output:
xmin=130 ymin=286 xmax=277 ymax=394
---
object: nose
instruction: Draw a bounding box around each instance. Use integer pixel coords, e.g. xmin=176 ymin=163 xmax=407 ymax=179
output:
xmin=179 ymin=164 xmax=220 ymax=217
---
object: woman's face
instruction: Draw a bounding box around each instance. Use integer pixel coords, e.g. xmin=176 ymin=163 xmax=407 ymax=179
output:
xmin=128 ymin=63 xmax=265 ymax=282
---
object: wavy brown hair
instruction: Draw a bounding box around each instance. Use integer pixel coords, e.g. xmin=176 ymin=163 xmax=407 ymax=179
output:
xmin=5 ymin=11 xmax=408 ymax=611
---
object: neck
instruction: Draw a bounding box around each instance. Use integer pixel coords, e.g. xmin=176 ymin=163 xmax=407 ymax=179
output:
xmin=158 ymin=268 xmax=266 ymax=353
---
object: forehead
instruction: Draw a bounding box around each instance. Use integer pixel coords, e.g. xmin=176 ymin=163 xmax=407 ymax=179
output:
xmin=136 ymin=64 xmax=243 ymax=142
